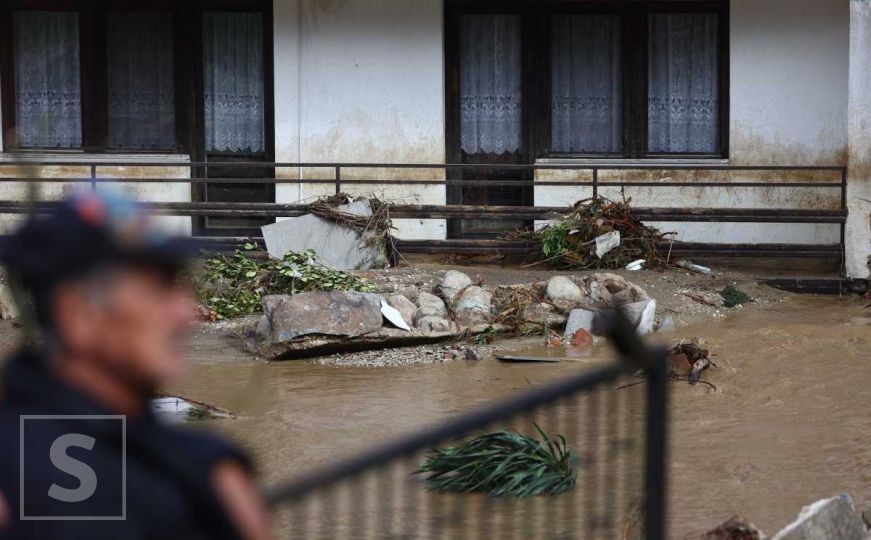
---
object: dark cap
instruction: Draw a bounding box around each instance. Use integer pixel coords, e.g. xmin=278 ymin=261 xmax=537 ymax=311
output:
xmin=1 ymin=191 xmax=194 ymax=292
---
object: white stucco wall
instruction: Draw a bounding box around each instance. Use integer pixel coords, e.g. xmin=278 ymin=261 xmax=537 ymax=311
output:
xmin=273 ymin=0 xmax=446 ymax=239
xmin=846 ymin=0 xmax=871 ymax=278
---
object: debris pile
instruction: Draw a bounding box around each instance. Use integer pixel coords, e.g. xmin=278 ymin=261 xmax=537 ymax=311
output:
xmin=506 ymin=197 xmax=674 ymax=270
xmin=195 ymin=246 xmax=377 ymax=320
xmin=703 ymin=516 xmax=765 ymax=540
xmin=667 ymin=339 xmax=713 ymax=385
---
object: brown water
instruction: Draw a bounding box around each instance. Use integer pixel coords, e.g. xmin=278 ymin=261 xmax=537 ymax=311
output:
xmin=174 ymin=296 xmax=871 ymax=538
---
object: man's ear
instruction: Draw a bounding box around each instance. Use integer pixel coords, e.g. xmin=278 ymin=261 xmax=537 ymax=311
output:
xmin=52 ymin=284 xmax=99 ymax=352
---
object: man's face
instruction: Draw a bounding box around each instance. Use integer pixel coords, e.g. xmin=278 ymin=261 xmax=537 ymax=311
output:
xmin=56 ymin=265 xmax=196 ymax=390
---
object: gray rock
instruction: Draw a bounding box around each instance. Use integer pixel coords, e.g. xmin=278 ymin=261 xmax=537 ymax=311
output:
xmin=260 ymin=201 xmax=386 ymax=270
xmin=580 ymin=273 xmax=650 ymax=307
xmin=453 ymin=286 xmax=492 ymax=325
xmin=623 ymin=299 xmax=657 ymax=336
xmin=521 ymin=302 xmax=567 ymax=328
xmin=0 ymin=284 xmax=19 ymax=320
xmin=267 ymin=291 xmax=383 ymax=343
xmin=772 ymin=494 xmax=867 ymax=540
xmin=414 ymin=292 xmax=448 ymax=324
xmin=563 ymin=308 xmax=600 ymax=340
xmin=386 ymin=294 xmax=416 ymax=327
xmin=440 ymin=270 xmax=473 ymax=304
xmin=545 ymin=276 xmax=584 ymax=308
xmin=416 ymin=316 xmax=458 ymax=333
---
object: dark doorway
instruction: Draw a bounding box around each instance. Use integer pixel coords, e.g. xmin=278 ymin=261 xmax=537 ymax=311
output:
xmin=194 ymin=5 xmax=275 ymax=236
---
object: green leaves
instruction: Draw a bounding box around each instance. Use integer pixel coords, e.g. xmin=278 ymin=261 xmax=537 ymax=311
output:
xmin=720 ymin=285 xmax=753 ymax=308
xmin=417 ymin=426 xmax=579 ymax=498
xmin=196 ymin=246 xmax=378 ymax=320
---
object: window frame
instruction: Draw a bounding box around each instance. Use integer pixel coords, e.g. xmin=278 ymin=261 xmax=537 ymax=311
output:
xmin=445 ymin=0 xmax=730 ymax=161
xmin=0 ymin=0 xmax=193 ymax=154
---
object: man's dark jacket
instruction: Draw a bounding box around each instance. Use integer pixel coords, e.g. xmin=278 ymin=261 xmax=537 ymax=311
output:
xmin=0 ymin=349 xmax=249 ymax=539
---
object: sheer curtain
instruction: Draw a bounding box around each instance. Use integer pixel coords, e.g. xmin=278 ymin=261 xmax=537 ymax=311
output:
xmin=460 ymin=15 xmax=521 ymax=155
xmin=13 ymin=11 xmax=81 ymax=148
xmin=551 ymin=15 xmax=622 ymax=154
xmin=203 ymin=13 xmax=265 ymax=153
xmin=107 ymin=12 xmax=175 ymax=150
xmin=648 ymin=13 xmax=719 ymax=153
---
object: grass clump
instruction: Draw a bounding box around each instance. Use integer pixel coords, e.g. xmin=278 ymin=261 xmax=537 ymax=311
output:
xmin=417 ymin=426 xmax=578 ymax=497
xmin=720 ymin=285 xmax=753 ymax=308
xmin=197 ymin=244 xmax=378 ymax=320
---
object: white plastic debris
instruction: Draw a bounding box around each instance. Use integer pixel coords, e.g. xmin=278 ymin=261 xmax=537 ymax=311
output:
xmin=380 ymin=299 xmax=411 ymax=331
xmin=676 ymin=260 xmax=713 ymax=275
xmin=625 ymin=259 xmax=646 ymax=271
xmin=595 ymin=230 xmax=621 ymax=258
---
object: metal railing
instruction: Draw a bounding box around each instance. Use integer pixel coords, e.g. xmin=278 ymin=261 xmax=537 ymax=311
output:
xmin=261 ymin=310 xmax=668 ymax=539
xmin=0 ymin=159 xmax=848 ymax=261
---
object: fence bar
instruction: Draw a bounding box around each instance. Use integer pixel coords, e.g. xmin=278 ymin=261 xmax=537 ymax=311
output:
xmin=335 ymin=166 xmax=341 ymax=195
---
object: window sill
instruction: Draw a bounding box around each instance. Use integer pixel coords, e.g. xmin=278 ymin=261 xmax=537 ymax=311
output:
xmin=0 ymin=152 xmax=191 ymax=164
xmin=535 ymin=157 xmax=729 ymax=166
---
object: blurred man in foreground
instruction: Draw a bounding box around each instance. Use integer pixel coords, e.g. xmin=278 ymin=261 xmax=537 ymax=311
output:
xmin=0 ymin=193 xmax=271 ymax=539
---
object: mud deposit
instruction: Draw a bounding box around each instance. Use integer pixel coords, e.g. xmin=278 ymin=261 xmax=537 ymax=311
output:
xmin=166 ymin=294 xmax=871 ymax=537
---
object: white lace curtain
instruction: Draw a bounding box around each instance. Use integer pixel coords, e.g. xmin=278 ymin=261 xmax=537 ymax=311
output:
xmin=460 ymin=15 xmax=521 ymax=155
xmin=551 ymin=15 xmax=622 ymax=154
xmin=648 ymin=13 xmax=719 ymax=153
xmin=203 ymin=12 xmax=265 ymax=153
xmin=107 ymin=12 xmax=175 ymax=150
xmin=13 ymin=11 xmax=82 ymax=148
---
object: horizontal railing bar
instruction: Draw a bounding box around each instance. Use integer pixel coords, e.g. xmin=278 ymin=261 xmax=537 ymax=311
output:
xmin=0 ymin=177 xmax=843 ymax=188
xmin=0 ymin=160 xmax=848 ymax=172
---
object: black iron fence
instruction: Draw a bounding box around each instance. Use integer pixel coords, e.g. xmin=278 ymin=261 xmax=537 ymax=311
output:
xmin=0 ymin=159 xmax=848 ymax=261
xmin=262 ymin=311 xmax=667 ymax=540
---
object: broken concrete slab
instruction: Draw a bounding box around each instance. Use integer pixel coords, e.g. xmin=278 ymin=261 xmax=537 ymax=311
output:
xmin=772 ymin=494 xmax=867 ymax=540
xmin=249 ymin=323 xmax=505 ymax=361
xmin=265 ymin=291 xmax=383 ymax=343
xmin=380 ymin=299 xmax=410 ymax=331
xmin=563 ymin=308 xmax=601 ymax=340
xmin=260 ymin=200 xmax=387 ymax=270
xmin=624 ymin=299 xmax=657 ymax=335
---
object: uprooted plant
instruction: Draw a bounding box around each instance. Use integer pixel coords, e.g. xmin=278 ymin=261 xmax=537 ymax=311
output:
xmin=417 ymin=425 xmax=578 ymax=497
xmin=506 ymin=197 xmax=674 ymax=270
xmin=196 ymin=244 xmax=377 ymax=320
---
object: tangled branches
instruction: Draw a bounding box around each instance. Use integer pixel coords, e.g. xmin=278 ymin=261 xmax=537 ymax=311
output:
xmin=508 ymin=197 xmax=674 ymax=270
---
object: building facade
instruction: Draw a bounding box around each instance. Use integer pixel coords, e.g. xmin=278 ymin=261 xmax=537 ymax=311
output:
xmin=0 ymin=0 xmax=868 ymax=277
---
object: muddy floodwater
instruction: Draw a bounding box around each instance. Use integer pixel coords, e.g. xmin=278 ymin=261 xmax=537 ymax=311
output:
xmin=173 ymin=296 xmax=871 ymax=538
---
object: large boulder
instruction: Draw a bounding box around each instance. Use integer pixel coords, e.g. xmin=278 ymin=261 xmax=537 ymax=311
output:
xmin=454 ymin=286 xmax=492 ymax=325
xmin=772 ymin=494 xmax=867 ymax=540
xmin=439 ymin=270 xmax=473 ymax=304
xmin=414 ymin=292 xmax=448 ymax=324
xmin=386 ymin=294 xmax=417 ymax=327
xmin=545 ymin=276 xmax=584 ymax=308
xmin=263 ymin=291 xmax=383 ymax=343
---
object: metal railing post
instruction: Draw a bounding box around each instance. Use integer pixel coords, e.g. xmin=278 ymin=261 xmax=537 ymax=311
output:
xmin=335 ymin=166 xmax=341 ymax=195
xmin=592 ymin=167 xmax=599 ymax=199
xmin=644 ymin=349 xmax=668 ymax=540
xmin=90 ymin=164 xmax=97 ymax=193
xmin=840 ymin=166 xmax=848 ymax=277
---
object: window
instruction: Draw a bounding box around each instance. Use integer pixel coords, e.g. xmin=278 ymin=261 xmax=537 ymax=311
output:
xmin=447 ymin=1 xmax=728 ymax=159
xmin=1 ymin=5 xmax=180 ymax=152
